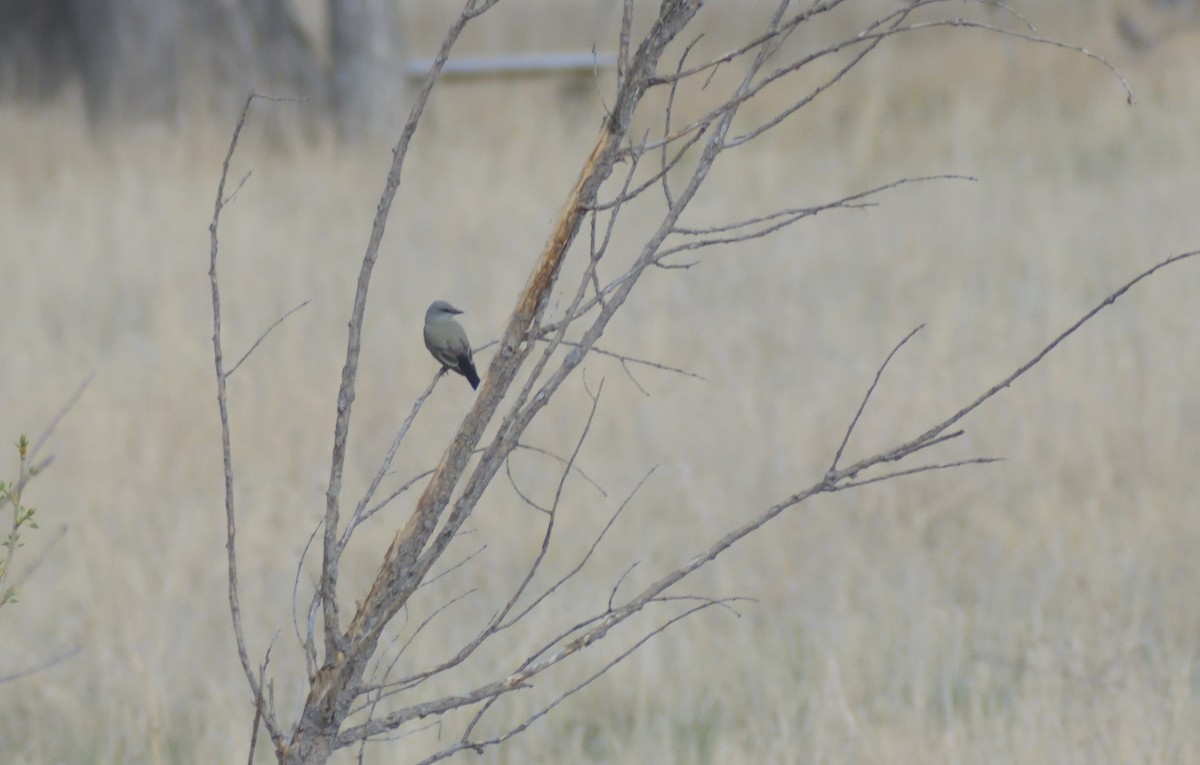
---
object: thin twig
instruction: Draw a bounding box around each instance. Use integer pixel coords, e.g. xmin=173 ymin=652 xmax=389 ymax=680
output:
xmin=828 ymin=250 xmax=1200 ymax=485
xmin=552 ymin=339 xmax=705 ymax=382
xmin=26 ymin=371 xmax=94 ymax=470
xmin=415 ymin=546 xmax=487 ymax=592
xmin=444 ymin=598 xmax=744 ymax=762
xmin=833 ymin=457 xmax=1002 ymax=491
xmin=0 ymin=643 xmax=81 ymax=684
xmin=339 ymin=372 xmax=441 ymax=555
xmin=830 ymin=324 xmax=925 ymax=473
xmin=226 ymin=300 xmax=311 ymax=378
xmin=513 ymin=442 xmax=607 ymax=497
xmin=8 ymin=523 xmax=68 ymax=592
xmin=246 ymin=643 xmax=274 ymax=765
xmin=366 ymin=463 xmax=651 ymax=702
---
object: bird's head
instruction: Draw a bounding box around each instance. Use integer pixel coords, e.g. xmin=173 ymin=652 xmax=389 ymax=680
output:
xmin=426 ymin=300 xmax=464 ymax=322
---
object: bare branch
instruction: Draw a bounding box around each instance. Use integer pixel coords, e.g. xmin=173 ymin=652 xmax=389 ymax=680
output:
xmin=595 ymin=123 xmax=709 ymax=211
xmin=497 ymin=381 xmax=604 ymax=626
xmin=551 ymin=339 xmax=705 ymax=383
xmin=293 ymin=515 xmax=329 ymax=679
xmin=615 ymin=0 xmax=633 ymax=97
xmin=674 ymin=175 xmax=975 ymax=238
xmin=416 ymin=546 xmax=487 ymax=593
xmin=6 ymin=523 xmax=68 ymax=593
xmin=643 ymin=0 xmax=846 ymax=88
xmin=348 ymin=468 xmax=436 ymax=536
xmin=363 ymin=385 xmax=608 ymax=703
xmin=659 ymin=176 xmax=975 ymax=261
xmin=659 ymin=34 xmax=707 ymax=210
xmin=440 ymin=597 xmax=745 ymax=762
xmin=373 ymin=588 xmax=478 ymax=689
xmin=833 ymin=457 xmax=1002 ymax=491
xmin=926 ymin=15 xmax=1133 ymax=105
xmin=513 ymin=443 xmax=607 ymax=497
xmin=830 ymin=324 xmax=926 ymax=474
xmin=338 ymin=372 xmax=441 ymax=554
xmin=25 ymin=371 xmax=93 ymax=472
xmin=549 ymin=182 xmax=970 ymax=362
xmin=245 ymin=643 xmax=275 ymax=765
xmin=208 ymin=91 xmax=286 ymax=750
xmin=723 ymin=5 xmax=1134 ymax=145
xmin=0 ymin=643 xmax=81 ymax=685
xmin=359 ymin=463 xmax=651 ymax=729
xmin=505 ymin=453 xmax=551 ymax=515
xmin=827 ymin=250 xmax=1200 ymax=485
xmin=226 ymin=300 xmax=311 ymax=378
xmin=608 ymin=561 xmax=639 ymax=611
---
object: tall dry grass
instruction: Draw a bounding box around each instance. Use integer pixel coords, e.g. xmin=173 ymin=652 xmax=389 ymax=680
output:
xmin=2 ymin=2 xmax=1199 ymax=763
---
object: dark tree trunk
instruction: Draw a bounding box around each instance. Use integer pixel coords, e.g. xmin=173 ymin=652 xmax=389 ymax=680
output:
xmin=0 ymin=0 xmax=322 ymax=127
xmin=0 ymin=0 xmax=77 ymax=101
xmin=67 ymin=0 xmax=183 ymax=124
xmin=184 ymin=0 xmax=323 ymax=115
xmin=329 ymin=0 xmax=406 ymax=138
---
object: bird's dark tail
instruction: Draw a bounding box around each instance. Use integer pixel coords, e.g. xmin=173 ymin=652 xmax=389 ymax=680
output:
xmin=460 ymin=357 xmax=481 ymax=390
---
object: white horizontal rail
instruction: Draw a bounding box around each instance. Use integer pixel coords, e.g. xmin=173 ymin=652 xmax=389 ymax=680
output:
xmin=405 ymin=52 xmax=618 ymax=79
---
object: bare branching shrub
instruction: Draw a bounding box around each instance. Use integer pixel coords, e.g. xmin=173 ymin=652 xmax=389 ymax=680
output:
xmin=207 ymin=2 xmax=1195 ymax=763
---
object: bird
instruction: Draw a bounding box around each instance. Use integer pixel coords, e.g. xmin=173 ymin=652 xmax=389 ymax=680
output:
xmin=423 ymin=300 xmax=480 ymax=390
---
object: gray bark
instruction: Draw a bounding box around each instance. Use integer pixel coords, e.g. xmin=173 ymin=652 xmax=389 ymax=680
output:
xmin=329 ymin=0 xmax=407 ymax=138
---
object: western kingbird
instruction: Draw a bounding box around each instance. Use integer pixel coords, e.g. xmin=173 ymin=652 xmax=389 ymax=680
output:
xmin=424 ymin=300 xmax=480 ymax=390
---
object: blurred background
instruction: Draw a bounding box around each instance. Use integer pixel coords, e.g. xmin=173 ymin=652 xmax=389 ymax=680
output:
xmin=1 ymin=1 xmax=1199 ymax=763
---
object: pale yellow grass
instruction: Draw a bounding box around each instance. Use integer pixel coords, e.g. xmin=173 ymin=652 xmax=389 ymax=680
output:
xmin=2 ymin=5 xmax=1200 ymax=764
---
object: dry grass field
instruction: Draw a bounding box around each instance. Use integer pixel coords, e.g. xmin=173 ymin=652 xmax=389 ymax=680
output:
xmin=2 ymin=2 xmax=1200 ymax=763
